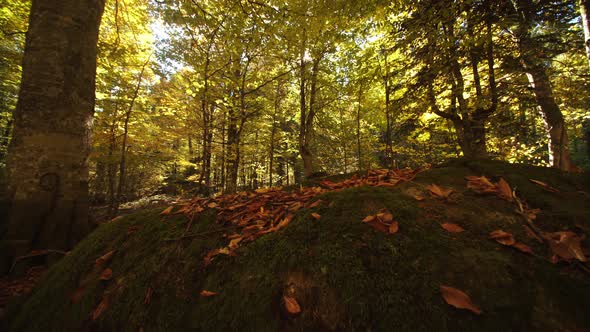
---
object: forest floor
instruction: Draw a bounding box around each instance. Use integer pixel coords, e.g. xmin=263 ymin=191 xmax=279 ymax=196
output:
xmin=2 ymin=159 xmax=590 ymax=331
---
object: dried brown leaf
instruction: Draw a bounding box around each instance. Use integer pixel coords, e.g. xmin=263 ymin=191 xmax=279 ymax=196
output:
xmin=427 ymin=184 xmax=454 ymax=199
xmin=311 ymin=212 xmax=321 ymax=220
xmin=512 ymin=242 xmax=533 ymax=255
xmin=362 ymin=215 xmax=376 ymax=223
xmin=489 ymin=230 xmax=516 ymax=246
xmin=160 ymin=206 xmax=174 ymax=215
xmin=144 ymin=287 xmax=153 ymax=305
xmin=380 ymin=212 xmax=394 ymax=223
xmin=200 ymin=290 xmax=218 ymax=297
xmin=282 ymin=295 xmax=301 ymax=315
xmin=92 ymin=295 xmax=109 ymax=320
xmin=70 ymin=286 xmax=86 ymax=304
xmin=308 ymin=200 xmax=323 ymax=208
xmin=99 ymin=268 xmax=113 ymax=281
xmin=496 ymin=178 xmax=513 ymax=201
xmin=529 ymin=179 xmax=559 ymax=193
xmin=95 ymin=250 xmax=115 ymax=268
xmin=388 ymin=221 xmax=399 ymax=235
xmin=441 ymin=223 xmax=465 ymax=233
xmin=545 ymin=231 xmax=588 ymax=262
xmin=523 ymin=225 xmax=543 ymax=243
xmin=440 ymin=285 xmax=482 ymax=315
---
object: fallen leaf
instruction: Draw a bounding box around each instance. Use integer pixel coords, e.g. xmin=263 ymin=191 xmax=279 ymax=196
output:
xmin=440 ymin=285 xmax=482 ymax=315
xmin=144 ymin=287 xmax=153 ymax=305
xmin=489 ymin=230 xmax=516 ymax=246
xmin=100 ymin=268 xmax=113 ymax=281
xmin=308 ymin=200 xmax=323 ymax=208
xmin=465 ymin=176 xmax=496 ymax=193
xmin=274 ymin=214 xmax=295 ymax=231
xmin=70 ymin=286 xmax=86 ymax=304
xmin=441 ymin=223 xmax=465 ymax=233
xmin=228 ymin=237 xmax=242 ymax=250
xmin=311 ymin=212 xmax=321 ymax=220
xmin=388 ymin=221 xmax=399 ymax=235
xmin=496 ymin=178 xmax=513 ymax=202
xmin=413 ymin=194 xmax=425 ymax=201
xmin=364 ymin=218 xmax=390 ymax=234
xmin=362 ymin=215 xmax=376 ymax=223
xmin=92 ymin=295 xmax=109 ymax=320
xmin=529 ymin=179 xmax=559 ymax=193
xmin=200 ymin=290 xmax=218 ymax=297
xmin=95 ymin=250 xmax=115 ymax=268
xmin=427 ymin=184 xmax=454 ymax=199
xmin=545 ymin=231 xmax=588 ymax=262
xmin=207 ymin=202 xmax=218 ymax=208
xmin=379 ymin=212 xmax=394 ymax=223
xmin=282 ymin=295 xmax=301 ymax=315
xmin=523 ymin=225 xmax=543 ymax=243
xmin=160 ymin=206 xmax=174 ymax=215
xmin=512 ymin=242 xmax=533 ymax=255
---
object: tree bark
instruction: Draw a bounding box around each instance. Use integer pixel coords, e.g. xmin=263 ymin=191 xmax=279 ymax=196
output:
xmin=3 ymin=0 xmax=106 ymax=272
xmin=513 ymin=0 xmax=574 ymax=170
xmin=580 ymin=0 xmax=590 ymax=69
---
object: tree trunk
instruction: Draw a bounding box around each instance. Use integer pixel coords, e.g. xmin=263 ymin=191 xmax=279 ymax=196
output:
xmin=523 ymin=65 xmax=573 ymax=169
xmin=299 ymin=54 xmax=322 ymax=178
xmin=580 ymin=0 xmax=590 ymax=69
xmin=513 ymin=0 xmax=574 ymax=170
xmin=2 ymin=0 xmax=106 ymax=272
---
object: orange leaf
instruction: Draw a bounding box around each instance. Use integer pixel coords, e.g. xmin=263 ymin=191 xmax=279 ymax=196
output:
xmin=489 ymin=230 xmax=516 ymax=246
xmin=282 ymin=295 xmax=301 ymax=315
xmin=308 ymin=200 xmax=323 ymax=208
xmin=529 ymin=179 xmax=559 ymax=193
xmin=70 ymin=286 xmax=86 ymax=304
xmin=413 ymin=194 xmax=425 ymax=201
xmin=441 ymin=223 xmax=465 ymax=233
xmin=95 ymin=250 xmax=115 ymax=268
xmin=379 ymin=212 xmax=394 ymax=223
xmin=91 ymin=295 xmax=109 ymax=320
xmin=496 ymin=178 xmax=513 ymax=201
xmin=545 ymin=231 xmax=588 ymax=262
xmin=144 ymin=287 xmax=153 ymax=305
xmin=427 ymin=184 xmax=454 ymax=199
xmin=512 ymin=242 xmax=533 ymax=255
xmin=362 ymin=215 xmax=376 ymax=223
xmin=160 ymin=206 xmax=174 ymax=215
xmin=311 ymin=212 xmax=321 ymax=220
xmin=388 ymin=221 xmax=399 ymax=235
xmin=274 ymin=214 xmax=295 ymax=232
xmin=207 ymin=202 xmax=218 ymax=208
xmin=100 ymin=268 xmax=113 ymax=281
xmin=228 ymin=237 xmax=243 ymax=250
xmin=200 ymin=290 xmax=218 ymax=297
xmin=440 ymin=285 xmax=482 ymax=315
xmin=523 ymin=225 xmax=543 ymax=243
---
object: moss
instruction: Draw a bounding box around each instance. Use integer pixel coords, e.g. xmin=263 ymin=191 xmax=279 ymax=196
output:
xmin=7 ymin=161 xmax=590 ymax=331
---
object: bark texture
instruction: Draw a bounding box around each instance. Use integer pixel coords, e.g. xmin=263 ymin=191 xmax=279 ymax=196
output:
xmin=2 ymin=0 xmax=106 ymax=272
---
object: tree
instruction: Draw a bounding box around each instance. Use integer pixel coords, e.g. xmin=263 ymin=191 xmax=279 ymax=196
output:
xmin=2 ymin=0 xmax=106 ymax=272
xmin=509 ymin=0 xmax=576 ymax=170
xmin=580 ymin=0 xmax=590 ymax=69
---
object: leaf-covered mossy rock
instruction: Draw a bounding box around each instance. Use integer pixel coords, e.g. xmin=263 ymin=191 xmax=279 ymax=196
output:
xmin=6 ymin=161 xmax=590 ymax=331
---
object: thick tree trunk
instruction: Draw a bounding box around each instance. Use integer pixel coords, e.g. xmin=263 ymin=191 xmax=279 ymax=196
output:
xmin=580 ymin=0 xmax=590 ymax=69
xmin=525 ymin=70 xmax=573 ymax=169
xmin=513 ymin=0 xmax=574 ymax=170
xmin=520 ymin=48 xmax=573 ymax=170
xmin=2 ymin=0 xmax=105 ymax=272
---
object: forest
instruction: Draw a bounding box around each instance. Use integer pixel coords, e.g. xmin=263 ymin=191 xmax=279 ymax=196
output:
xmin=1 ymin=0 xmax=590 ymax=331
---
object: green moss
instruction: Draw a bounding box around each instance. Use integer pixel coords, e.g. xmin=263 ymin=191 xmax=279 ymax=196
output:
xmin=7 ymin=161 xmax=590 ymax=331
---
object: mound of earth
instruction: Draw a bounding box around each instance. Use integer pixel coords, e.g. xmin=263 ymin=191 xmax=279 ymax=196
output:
xmin=3 ymin=160 xmax=590 ymax=331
